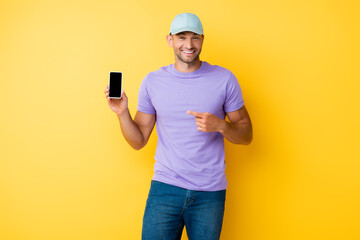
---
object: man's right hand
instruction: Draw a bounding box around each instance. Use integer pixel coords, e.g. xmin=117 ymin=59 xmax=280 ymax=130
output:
xmin=104 ymin=85 xmax=128 ymax=115
xmin=104 ymin=84 xmax=156 ymax=150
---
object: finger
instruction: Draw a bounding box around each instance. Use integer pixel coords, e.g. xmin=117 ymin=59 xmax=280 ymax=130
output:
xmin=195 ymin=118 xmax=205 ymax=124
xmin=122 ymin=91 xmax=127 ymax=100
xmin=196 ymin=122 xmax=206 ymax=128
xmin=197 ymin=127 xmax=206 ymax=132
xmin=187 ymin=110 xmax=202 ymax=118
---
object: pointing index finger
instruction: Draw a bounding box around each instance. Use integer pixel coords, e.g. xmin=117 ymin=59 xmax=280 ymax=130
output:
xmin=187 ymin=110 xmax=202 ymax=118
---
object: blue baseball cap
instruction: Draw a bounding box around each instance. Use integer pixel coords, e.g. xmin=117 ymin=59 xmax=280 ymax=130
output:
xmin=169 ymin=13 xmax=203 ymax=35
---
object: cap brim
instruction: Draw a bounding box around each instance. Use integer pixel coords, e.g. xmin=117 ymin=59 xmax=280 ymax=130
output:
xmin=170 ymin=27 xmax=203 ymax=35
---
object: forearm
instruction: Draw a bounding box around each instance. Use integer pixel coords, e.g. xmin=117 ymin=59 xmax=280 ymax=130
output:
xmin=117 ymin=108 xmax=145 ymax=150
xmin=218 ymin=120 xmax=253 ymax=145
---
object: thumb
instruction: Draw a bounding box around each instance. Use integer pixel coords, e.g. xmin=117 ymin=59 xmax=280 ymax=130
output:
xmin=121 ymin=90 xmax=127 ymax=100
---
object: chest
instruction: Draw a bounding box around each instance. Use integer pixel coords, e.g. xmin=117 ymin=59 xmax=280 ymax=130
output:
xmin=149 ymin=78 xmax=227 ymax=120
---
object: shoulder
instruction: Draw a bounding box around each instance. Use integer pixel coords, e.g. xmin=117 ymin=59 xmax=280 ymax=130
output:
xmin=204 ymin=61 xmax=235 ymax=75
xmin=204 ymin=62 xmax=237 ymax=82
xmin=144 ymin=64 xmax=172 ymax=80
xmin=139 ymin=65 xmax=171 ymax=88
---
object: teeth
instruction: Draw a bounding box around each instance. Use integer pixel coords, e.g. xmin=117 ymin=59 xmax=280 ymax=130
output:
xmin=183 ymin=50 xmax=195 ymax=53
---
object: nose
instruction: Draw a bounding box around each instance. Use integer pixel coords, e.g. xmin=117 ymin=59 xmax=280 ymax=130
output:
xmin=184 ymin=38 xmax=193 ymax=49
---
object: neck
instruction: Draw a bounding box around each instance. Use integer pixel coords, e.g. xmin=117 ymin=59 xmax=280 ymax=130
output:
xmin=174 ymin=59 xmax=202 ymax=73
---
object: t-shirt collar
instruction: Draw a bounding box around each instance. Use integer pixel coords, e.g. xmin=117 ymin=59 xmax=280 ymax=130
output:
xmin=170 ymin=61 xmax=208 ymax=78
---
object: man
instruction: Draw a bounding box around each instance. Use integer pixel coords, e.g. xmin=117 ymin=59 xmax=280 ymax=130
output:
xmin=105 ymin=13 xmax=252 ymax=240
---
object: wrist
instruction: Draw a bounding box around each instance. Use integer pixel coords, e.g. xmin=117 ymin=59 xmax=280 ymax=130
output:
xmin=116 ymin=107 xmax=129 ymax=118
xmin=218 ymin=119 xmax=228 ymax=134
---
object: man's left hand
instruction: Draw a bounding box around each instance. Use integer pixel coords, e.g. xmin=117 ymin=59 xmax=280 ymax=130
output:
xmin=187 ymin=111 xmax=225 ymax=132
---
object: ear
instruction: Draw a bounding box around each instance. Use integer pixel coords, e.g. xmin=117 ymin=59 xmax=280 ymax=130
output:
xmin=201 ymin=34 xmax=205 ymax=43
xmin=166 ymin=34 xmax=174 ymax=48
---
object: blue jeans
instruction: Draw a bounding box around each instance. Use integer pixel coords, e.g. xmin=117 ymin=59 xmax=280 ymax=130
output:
xmin=142 ymin=180 xmax=226 ymax=240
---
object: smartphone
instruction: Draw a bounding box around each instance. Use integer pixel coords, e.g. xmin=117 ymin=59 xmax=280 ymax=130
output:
xmin=109 ymin=72 xmax=123 ymax=99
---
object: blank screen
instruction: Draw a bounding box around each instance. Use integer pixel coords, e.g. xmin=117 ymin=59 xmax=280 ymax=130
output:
xmin=109 ymin=72 xmax=122 ymax=98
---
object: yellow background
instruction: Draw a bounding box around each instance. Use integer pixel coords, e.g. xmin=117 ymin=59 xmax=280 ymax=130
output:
xmin=1 ymin=0 xmax=359 ymax=239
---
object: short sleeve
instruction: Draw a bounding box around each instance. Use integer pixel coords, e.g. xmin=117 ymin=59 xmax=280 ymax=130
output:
xmin=137 ymin=76 xmax=156 ymax=114
xmin=224 ymin=73 xmax=245 ymax=113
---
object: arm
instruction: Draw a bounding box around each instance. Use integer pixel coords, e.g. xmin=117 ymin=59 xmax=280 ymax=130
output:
xmin=105 ymin=85 xmax=156 ymax=150
xmin=187 ymin=105 xmax=253 ymax=145
xmin=117 ymin=109 xmax=156 ymax=150
xmin=220 ymin=106 xmax=253 ymax=145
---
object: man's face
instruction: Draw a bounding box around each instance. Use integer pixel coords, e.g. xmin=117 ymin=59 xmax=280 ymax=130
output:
xmin=167 ymin=31 xmax=204 ymax=64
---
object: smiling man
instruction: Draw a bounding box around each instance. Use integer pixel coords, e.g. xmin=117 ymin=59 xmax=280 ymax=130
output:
xmin=105 ymin=13 xmax=252 ymax=240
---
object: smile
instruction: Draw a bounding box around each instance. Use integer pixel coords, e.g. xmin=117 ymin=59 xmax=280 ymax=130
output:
xmin=181 ymin=50 xmax=196 ymax=55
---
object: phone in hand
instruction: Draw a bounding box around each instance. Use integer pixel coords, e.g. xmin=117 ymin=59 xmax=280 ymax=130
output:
xmin=109 ymin=72 xmax=123 ymax=99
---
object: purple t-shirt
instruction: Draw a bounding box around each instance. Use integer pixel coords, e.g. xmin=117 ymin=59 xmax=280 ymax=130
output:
xmin=137 ymin=61 xmax=245 ymax=191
